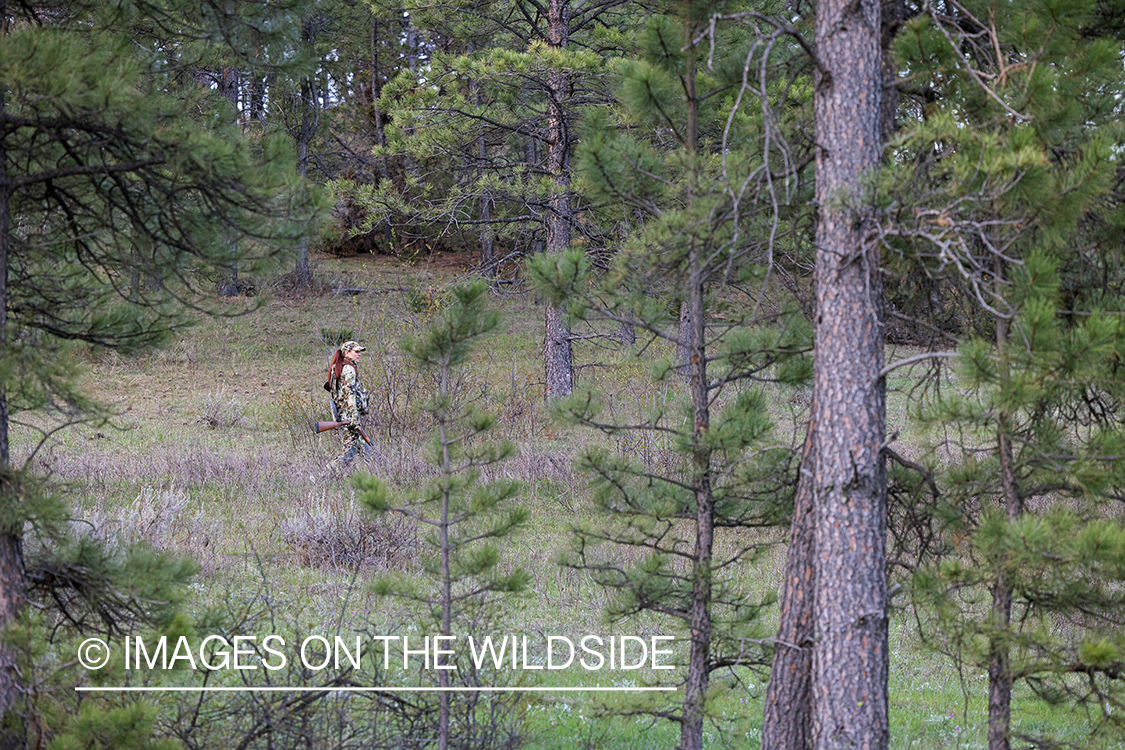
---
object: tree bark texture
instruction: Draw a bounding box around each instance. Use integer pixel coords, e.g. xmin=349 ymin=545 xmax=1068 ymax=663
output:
xmin=811 ymin=2 xmax=887 ymax=750
xmin=293 ymin=73 xmax=319 ymax=288
xmin=761 ymin=430 xmax=816 ymax=750
xmin=987 ymin=569 xmax=1013 ymax=750
xmin=471 ymin=66 xmax=496 ymax=280
xmin=218 ymin=67 xmax=242 ymax=297
xmin=987 ymin=426 xmax=1022 ymax=750
xmin=676 ymin=17 xmax=713 ymax=747
xmin=879 ymin=0 xmax=904 ymax=142
xmin=543 ymin=0 xmax=574 ymax=400
xmin=0 ymin=529 xmax=23 ymax=750
xmin=294 ymin=135 xmax=311 ymax=287
xmin=438 ymin=413 xmax=452 ymax=750
xmin=369 ymin=20 xmax=394 ymax=248
xmin=617 ymin=313 xmax=635 ymax=347
xmin=679 ymin=241 xmax=712 ymax=750
xmin=987 ymin=430 xmax=1021 ymax=750
xmin=677 ymin=300 xmax=692 ymax=382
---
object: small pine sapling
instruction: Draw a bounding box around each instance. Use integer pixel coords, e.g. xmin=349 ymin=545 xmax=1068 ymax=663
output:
xmin=353 ymin=281 xmax=529 ymax=750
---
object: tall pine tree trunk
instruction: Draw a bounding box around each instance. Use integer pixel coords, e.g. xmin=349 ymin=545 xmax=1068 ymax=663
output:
xmin=879 ymin=1 xmax=904 ymax=143
xmin=293 ymin=23 xmax=320 ymax=288
xmin=295 ymin=134 xmax=312 ymax=287
xmin=479 ymin=189 xmax=495 ymax=278
xmin=678 ymin=19 xmax=714 ymax=749
xmin=810 ymin=2 xmax=887 ymax=749
xmin=987 ymin=565 xmax=1014 ymax=750
xmin=987 ymin=258 xmax=1021 ymax=750
xmin=369 ymin=20 xmax=394 ymax=250
xmin=765 ymin=3 xmax=891 ymax=746
xmin=469 ymin=59 xmax=496 ymax=281
xmin=677 ymin=301 xmax=692 ymax=381
xmin=218 ymin=66 xmax=241 ymax=297
xmin=543 ymin=0 xmax=574 ymax=400
xmin=478 ymin=106 xmax=495 ymax=280
xmin=987 ymin=427 xmax=1021 ymax=750
xmin=438 ymin=412 xmax=452 ymax=750
xmin=762 ymin=430 xmax=816 ymax=750
xmin=680 ymin=238 xmax=713 ymax=750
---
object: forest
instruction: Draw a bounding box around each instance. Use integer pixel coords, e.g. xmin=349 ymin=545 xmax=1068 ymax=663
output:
xmin=1 ymin=0 xmax=1124 ymax=749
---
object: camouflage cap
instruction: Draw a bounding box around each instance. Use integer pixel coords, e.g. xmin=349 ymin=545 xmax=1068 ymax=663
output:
xmin=341 ymin=340 xmax=367 ymax=353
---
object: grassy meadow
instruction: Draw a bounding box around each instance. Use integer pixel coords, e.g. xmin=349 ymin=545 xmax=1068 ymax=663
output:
xmin=18 ymin=253 xmax=1107 ymax=749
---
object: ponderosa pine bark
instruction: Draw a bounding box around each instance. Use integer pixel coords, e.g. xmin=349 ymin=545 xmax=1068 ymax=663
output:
xmin=761 ymin=431 xmax=815 ymax=750
xmin=679 ymin=241 xmax=713 ymax=750
xmin=369 ymin=19 xmax=394 ymax=248
xmin=810 ymin=1 xmax=886 ymax=749
xmin=292 ymin=14 xmax=322 ymax=289
xmin=543 ymin=0 xmax=574 ymax=400
xmin=469 ymin=57 xmax=496 ymax=280
xmin=295 ymin=127 xmax=313 ymax=286
xmin=764 ymin=2 xmax=887 ymax=747
xmin=677 ymin=300 xmax=692 ymax=381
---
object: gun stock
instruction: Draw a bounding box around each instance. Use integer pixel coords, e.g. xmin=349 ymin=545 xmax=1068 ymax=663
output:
xmin=314 ymin=420 xmax=373 ymax=447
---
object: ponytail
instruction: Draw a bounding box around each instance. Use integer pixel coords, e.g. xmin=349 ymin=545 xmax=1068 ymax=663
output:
xmin=326 ymin=349 xmax=346 ymax=392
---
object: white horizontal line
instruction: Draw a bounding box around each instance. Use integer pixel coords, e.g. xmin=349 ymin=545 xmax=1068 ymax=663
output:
xmin=76 ymin=686 xmax=677 ymax=693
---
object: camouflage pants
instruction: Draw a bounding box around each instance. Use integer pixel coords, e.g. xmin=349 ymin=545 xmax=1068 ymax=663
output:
xmin=326 ymin=424 xmax=366 ymax=475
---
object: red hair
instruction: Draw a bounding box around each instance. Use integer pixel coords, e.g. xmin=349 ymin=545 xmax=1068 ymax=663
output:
xmin=328 ymin=348 xmax=347 ymax=388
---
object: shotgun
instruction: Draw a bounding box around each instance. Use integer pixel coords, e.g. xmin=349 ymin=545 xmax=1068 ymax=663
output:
xmin=314 ymin=420 xmax=372 ymax=446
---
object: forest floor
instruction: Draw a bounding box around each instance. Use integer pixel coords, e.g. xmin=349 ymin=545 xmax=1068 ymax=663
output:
xmin=18 ymin=252 xmax=1104 ymax=749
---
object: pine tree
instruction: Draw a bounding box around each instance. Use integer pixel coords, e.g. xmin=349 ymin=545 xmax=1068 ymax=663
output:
xmin=806 ymin=1 xmax=888 ymax=747
xmin=269 ymin=0 xmax=396 ymax=283
xmin=532 ymin=3 xmax=814 ymax=747
xmin=0 ymin=0 xmax=313 ymax=742
xmin=368 ymin=0 xmax=636 ymax=399
xmin=749 ymin=1 xmax=889 ymax=748
xmin=882 ymin=1 xmax=1125 ymax=746
xmin=353 ymin=281 xmax=529 ymax=750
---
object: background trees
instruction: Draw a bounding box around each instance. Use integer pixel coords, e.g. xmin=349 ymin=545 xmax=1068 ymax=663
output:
xmin=369 ymin=0 xmax=637 ymax=399
xmin=4 ymin=0 xmax=1125 ymax=748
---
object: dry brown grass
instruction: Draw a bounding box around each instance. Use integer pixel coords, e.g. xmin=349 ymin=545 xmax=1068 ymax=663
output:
xmin=16 ymin=251 xmax=797 ymax=639
xmin=282 ymin=492 xmax=418 ymax=572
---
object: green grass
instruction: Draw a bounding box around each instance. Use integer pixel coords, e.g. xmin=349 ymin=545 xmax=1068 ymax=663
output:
xmin=17 ymin=253 xmax=1118 ymax=748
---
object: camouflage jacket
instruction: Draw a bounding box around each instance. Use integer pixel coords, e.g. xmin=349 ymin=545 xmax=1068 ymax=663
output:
xmin=331 ymin=363 xmax=369 ymax=421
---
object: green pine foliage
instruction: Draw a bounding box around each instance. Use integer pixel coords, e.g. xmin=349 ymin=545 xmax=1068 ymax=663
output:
xmin=1 ymin=0 xmax=318 ymax=744
xmin=46 ymin=702 xmax=178 ymax=750
xmin=351 ymin=0 xmax=637 ymax=263
xmin=1 ymin=4 xmax=314 ymax=408
xmin=884 ymin=1 xmax=1125 ymax=744
xmin=911 ymin=252 xmax=1125 ymax=743
xmin=531 ymin=4 xmax=813 ymax=746
xmin=353 ymin=281 xmax=528 ymax=749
